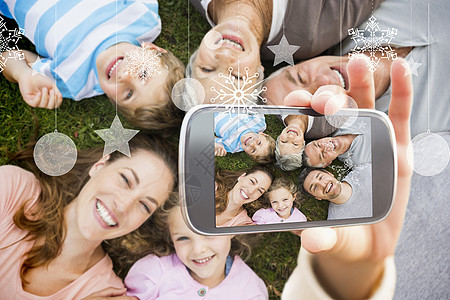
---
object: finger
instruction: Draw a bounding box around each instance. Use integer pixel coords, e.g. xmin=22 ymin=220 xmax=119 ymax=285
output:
xmin=47 ymin=89 xmax=56 ymax=109
xmin=347 ymin=55 xmax=375 ymax=109
xmin=373 ymin=58 xmax=413 ymax=251
xmin=56 ymin=91 xmax=63 ymax=108
xmin=38 ymin=87 xmax=49 ymax=108
xmin=301 ymin=227 xmax=372 ymax=262
xmin=24 ymin=92 xmax=41 ymax=108
xmin=388 ymin=58 xmax=413 ymax=146
xmin=311 ymin=85 xmax=347 ymax=114
xmin=284 ymin=90 xmax=313 ymax=107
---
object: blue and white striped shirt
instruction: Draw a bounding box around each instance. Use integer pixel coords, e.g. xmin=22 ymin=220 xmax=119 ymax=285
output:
xmin=1 ymin=0 xmax=161 ymax=100
xmin=214 ymin=113 xmax=267 ymax=153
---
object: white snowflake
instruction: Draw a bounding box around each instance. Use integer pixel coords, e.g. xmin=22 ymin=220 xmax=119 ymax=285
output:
xmin=0 ymin=16 xmax=25 ymax=73
xmin=348 ymin=15 xmax=397 ymax=72
xmin=209 ymin=67 xmax=266 ymax=116
xmin=124 ymin=46 xmax=162 ymax=84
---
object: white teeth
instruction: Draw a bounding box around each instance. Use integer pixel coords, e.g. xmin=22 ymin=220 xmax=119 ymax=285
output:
xmin=240 ymin=189 xmax=249 ymax=199
xmin=333 ymin=69 xmax=346 ymax=89
xmin=194 ymin=256 xmax=213 ymax=263
xmin=219 ymin=38 xmax=244 ymax=51
xmin=96 ymin=201 xmax=117 ymax=227
xmin=326 ymin=183 xmax=332 ymax=193
xmin=108 ymin=59 xmax=123 ymax=78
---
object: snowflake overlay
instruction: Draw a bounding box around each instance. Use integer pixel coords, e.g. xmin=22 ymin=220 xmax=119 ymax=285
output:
xmin=348 ymin=15 xmax=397 ymax=72
xmin=210 ymin=67 xmax=267 ymax=116
xmin=0 ymin=16 xmax=25 ymax=73
xmin=124 ymin=46 xmax=162 ymax=84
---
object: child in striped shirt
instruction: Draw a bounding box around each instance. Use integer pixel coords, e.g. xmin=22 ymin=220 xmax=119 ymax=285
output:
xmin=214 ymin=113 xmax=276 ymax=164
xmin=0 ymin=0 xmax=184 ymax=130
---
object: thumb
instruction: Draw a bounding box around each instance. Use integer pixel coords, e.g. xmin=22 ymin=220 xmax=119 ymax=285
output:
xmin=301 ymin=226 xmax=372 ymax=262
xmin=284 ymin=90 xmax=313 ymax=107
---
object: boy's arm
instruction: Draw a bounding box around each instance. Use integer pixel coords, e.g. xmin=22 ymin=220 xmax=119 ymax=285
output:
xmin=1 ymin=50 xmax=62 ymax=109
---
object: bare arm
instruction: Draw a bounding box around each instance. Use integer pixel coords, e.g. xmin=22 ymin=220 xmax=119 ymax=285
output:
xmin=1 ymin=50 xmax=62 ymax=109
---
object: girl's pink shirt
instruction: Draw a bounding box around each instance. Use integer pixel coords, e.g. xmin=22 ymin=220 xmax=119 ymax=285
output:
xmin=0 ymin=165 xmax=123 ymax=299
xmin=252 ymin=207 xmax=307 ymax=224
xmin=125 ymin=254 xmax=268 ymax=299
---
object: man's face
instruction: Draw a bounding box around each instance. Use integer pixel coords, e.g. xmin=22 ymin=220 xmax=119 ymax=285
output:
xmin=240 ymin=132 xmax=270 ymax=158
xmin=192 ymin=20 xmax=263 ymax=104
xmin=303 ymin=170 xmax=342 ymax=200
xmin=304 ymin=136 xmax=349 ymax=167
xmin=263 ymin=56 xmax=350 ymax=105
xmin=277 ymin=125 xmax=305 ymax=156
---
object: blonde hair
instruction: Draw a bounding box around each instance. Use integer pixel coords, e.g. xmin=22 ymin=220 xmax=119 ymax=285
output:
xmin=146 ymin=201 xmax=253 ymax=261
xmin=118 ymin=50 xmax=186 ymax=132
xmin=256 ymin=177 xmax=301 ymax=210
xmin=249 ymin=135 xmax=276 ymax=164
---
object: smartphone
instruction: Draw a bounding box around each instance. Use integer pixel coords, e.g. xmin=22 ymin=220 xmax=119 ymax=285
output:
xmin=179 ymin=105 xmax=397 ymax=235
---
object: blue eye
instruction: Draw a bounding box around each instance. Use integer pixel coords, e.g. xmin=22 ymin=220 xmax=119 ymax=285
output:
xmin=125 ymin=89 xmax=133 ymax=100
xmin=177 ymin=236 xmax=189 ymax=241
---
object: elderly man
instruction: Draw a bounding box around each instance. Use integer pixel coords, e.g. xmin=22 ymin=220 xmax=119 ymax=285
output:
xmin=298 ymin=164 xmax=372 ymax=220
xmin=302 ymin=117 xmax=371 ymax=168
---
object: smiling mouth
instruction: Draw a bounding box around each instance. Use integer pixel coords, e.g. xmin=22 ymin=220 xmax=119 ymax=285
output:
xmin=326 ymin=183 xmax=333 ymax=194
xmin=193 ymin=255 xmax=215 ymax=265
xmin=331 ymin=68 xmax=346 ymax=89
xmin=244 ymin=136 xmax=252 ymax=146
xmin=96 ymin=200 xmax=118 ymax=227
xmin=107 ymin=57 xmax=124 ymax=79
xmin=240 ymin=189 xmax=249 ymax=200
xmin=287 ymin=129 xmax=298 ymax=136
xmin=217 ymin=35 xmax=245 ymax=51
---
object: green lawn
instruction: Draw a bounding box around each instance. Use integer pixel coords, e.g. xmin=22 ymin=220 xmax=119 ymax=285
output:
xmin=0 ymin=2 xmax=344 ymax=298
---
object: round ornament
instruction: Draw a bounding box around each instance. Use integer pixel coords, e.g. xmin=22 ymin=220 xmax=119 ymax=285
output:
xmin=33 ymin=131 xmax=77 ymax=176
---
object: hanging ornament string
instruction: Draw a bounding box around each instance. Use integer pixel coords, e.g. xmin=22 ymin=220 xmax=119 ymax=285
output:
xmin=95 ymin=0 xmax=139 ymax=157
xmin=406 ymin=2 xmax=450 ymax=176
xmin=33 ymin=0 xmax=77 ymax=176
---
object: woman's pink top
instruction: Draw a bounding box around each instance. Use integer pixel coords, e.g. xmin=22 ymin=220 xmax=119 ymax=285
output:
xmin=217 ymin=209 xmax=254 ymax=227
xmin=125 ymin=254 xmax=268 ymax=299
xmin=0 ymin=166 xmax=123 ymax=299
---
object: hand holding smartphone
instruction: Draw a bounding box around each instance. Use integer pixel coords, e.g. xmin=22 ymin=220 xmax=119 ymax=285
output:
xmin=179 ymin=104 xmax=396 ymax=235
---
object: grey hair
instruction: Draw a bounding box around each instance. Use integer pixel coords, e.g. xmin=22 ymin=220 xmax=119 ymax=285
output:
xmin=274 ymin=135 xmax=306 ymax=171
xmin=185 ymin=48 xmax=199 ymax=79
xmin=302 ymin=142 xmax=327 ymax=168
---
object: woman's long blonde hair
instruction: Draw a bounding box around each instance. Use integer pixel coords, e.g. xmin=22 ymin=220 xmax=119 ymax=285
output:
xmin=9 ymin=133 xmax=177 ymax=280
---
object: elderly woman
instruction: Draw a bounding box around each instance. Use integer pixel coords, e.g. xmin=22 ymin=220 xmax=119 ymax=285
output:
xmin=0 ymin=133 xmax=177 ymax=299
xmin=188 ymin=0 xmax=381 ymax=103
xmin=215 ymin=166 xmax=274 ymax=227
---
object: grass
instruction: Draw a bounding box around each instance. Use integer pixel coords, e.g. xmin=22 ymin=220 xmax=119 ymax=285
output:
xmin=0 ymin=2 xmax=347 ymax=298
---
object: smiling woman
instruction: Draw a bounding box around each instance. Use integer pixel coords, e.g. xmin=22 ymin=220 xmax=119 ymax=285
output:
xmin=0 ymin=133 xmax=177 ymax=299
xmin=215 ymin=165 xmax=274 ymax=227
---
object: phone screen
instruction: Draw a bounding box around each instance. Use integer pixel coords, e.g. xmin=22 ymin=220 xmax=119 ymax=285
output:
xmin=214 ymin=112 xmax=373 ymax=228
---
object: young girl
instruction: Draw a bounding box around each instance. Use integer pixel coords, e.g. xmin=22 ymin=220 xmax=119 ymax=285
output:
xmin=125 ymin=205 xmax=268 ymax=299
xmin=252 ymin=178 xmax=307 ymax=224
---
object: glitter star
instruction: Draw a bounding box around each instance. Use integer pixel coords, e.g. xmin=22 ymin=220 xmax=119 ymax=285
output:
xmin=404 ymin=57 xmax=422 ymax=76
xmin=95 ymin=115 xmax=139 ymax=157
xmin=267 ymin=34 xmax=300 ymax=66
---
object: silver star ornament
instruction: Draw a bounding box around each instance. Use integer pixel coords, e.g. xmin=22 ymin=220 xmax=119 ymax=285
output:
xmin=267 ymin=34 xmax=300 ymax=66
xmin=95 ymin=115 xmax=139 ymax=157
